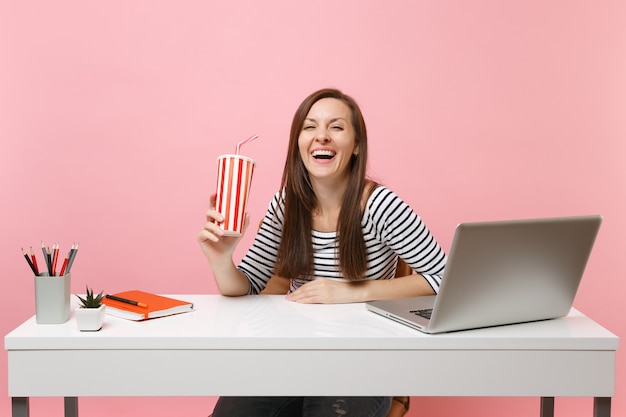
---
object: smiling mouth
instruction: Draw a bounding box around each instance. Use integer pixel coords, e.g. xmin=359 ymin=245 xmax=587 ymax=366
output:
xmin=312 ymin=150 xmax=336 ymax=160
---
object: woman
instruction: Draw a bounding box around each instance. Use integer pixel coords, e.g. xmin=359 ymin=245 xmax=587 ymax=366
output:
xmin=198 ymin=88 xmax=447 ymax=417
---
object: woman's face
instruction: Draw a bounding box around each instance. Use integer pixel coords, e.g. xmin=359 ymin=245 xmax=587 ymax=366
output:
xmin=298 ymin=97 xmax=357 ymax=184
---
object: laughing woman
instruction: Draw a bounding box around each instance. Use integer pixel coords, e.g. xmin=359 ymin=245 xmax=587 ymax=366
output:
xmin=198 ymin=88 xmax=447 ymax=417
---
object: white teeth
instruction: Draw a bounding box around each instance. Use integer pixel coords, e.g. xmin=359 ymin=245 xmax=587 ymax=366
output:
xmin=312 ymin=150 xmax=336 ymax=158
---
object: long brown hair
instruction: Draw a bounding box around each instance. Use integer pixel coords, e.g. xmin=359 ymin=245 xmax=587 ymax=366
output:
xmin=275 ymin=88 xmax=372 ymax=280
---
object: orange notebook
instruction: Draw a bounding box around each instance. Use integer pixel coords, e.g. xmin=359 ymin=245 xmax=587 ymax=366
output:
xmin=102 ymin=290 xmax=194 ymax=321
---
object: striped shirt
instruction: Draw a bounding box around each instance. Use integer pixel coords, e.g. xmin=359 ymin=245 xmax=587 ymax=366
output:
xmin=238 ymin=186 xmax=447 ymax=294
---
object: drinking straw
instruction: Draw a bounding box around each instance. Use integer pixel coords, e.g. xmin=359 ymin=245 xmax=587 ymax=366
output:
xmin=236 ymin=134 xmax=259 ymax=155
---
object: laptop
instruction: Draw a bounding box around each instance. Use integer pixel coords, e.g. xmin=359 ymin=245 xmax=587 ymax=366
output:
xmin=366 ymin=215 xmax=602 ymax=333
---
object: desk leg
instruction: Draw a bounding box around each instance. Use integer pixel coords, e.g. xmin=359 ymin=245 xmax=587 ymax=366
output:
xmin=594 ymin=397 xmax=611 ymax=417
xmin=64 ymin=397 xmax=78 ymax=417
xmin=540 ymin=397 xmax=554 ymax=417
xmin=12 ymin=397 xmax=29 ymax=417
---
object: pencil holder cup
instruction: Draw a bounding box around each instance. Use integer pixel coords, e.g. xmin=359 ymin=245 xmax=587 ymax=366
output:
xmin=34 ymin=272 xmax=71 ymax=324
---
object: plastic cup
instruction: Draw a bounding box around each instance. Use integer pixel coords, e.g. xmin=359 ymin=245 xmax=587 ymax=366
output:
xmin=214 ymin=154 xmax=255 ymax=235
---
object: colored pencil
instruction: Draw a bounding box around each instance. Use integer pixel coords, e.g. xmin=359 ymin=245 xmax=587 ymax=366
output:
xmin=29 ymin=247 xmax=39 ymax=275
xmin=105 ymin=294 xmax=148 ymax=308
xmin=46 ymin=246 xmax=53 ymax=275
xmin=41 ymin=242 xmax=51 ymax=275
xmin=66 ymin=243 xmax=79 ymax=273
xmin=59 ymin=252 xmax=70 ymax=276
xmin=42 ymin=243 xmax=53 ymax=275
xmin=21 ymin=248 xmax=38 ymax=275
xmin=51 ymin=243 xmax=59 ymax=276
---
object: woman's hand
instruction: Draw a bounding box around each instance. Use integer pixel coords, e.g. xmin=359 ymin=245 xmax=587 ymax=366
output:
xmin=197 ymin=193 xmax=252 ymax=296
xmin=285 ymin=275 xmax=436 ymax=304
xmin=197 ymin=194 xmax=250 ymax=264
xmin=285 ymin=279 xmax=365 ymax=304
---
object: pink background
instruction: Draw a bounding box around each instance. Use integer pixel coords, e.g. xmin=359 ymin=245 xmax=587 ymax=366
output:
xmin=1 ymin=1 xmax=624 ymax=416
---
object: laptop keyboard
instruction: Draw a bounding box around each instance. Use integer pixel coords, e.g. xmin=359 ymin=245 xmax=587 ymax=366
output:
xmin=410 ymin=309 xmax=433 ymax=320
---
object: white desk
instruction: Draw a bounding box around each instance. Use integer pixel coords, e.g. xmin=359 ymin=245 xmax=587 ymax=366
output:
xmin=5 ymin=295 xmax=619 ymax=417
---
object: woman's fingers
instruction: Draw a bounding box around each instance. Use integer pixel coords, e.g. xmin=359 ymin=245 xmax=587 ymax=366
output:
xmin=205 ymin=208 xmax=224 ymax=223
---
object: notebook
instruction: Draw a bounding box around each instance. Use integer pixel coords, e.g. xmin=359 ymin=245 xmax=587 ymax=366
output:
xmin=102 ymin=290 xmax=194 ymax=321
xmin=366 ymin=215 xmax=602 ymax=333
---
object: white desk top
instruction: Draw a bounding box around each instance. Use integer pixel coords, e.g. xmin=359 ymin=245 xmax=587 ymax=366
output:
xmin=5 ymin=294 xmax=619 ymax=351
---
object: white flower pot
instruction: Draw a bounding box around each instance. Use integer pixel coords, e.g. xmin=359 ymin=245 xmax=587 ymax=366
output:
xmin=75 ymin=304 xmax=106 ymax=331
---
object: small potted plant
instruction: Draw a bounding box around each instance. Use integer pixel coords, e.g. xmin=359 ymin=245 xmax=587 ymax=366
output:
xmin=75 ymin=286 xmax=106 ymax=331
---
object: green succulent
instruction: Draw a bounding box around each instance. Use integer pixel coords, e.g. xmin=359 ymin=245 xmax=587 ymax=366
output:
xmin=76 ymin=285 xmax=104 ymax=308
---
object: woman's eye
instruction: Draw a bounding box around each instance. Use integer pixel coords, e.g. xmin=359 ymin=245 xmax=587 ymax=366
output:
xmin=303 ymin=125 xmax=315 ymax=130
xmin=331 ymin=125 xmax=344 ymax=130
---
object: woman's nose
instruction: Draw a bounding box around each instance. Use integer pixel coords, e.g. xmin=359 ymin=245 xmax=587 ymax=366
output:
xmin=315 ymin=128 xmax=330 ymax=142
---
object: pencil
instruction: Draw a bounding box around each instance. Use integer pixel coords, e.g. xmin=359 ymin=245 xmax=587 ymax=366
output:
xmin=46 ymin=246 xmax=52 ymax=275
xmin=105 ymin=294 xmax=148 ymax=308
xmin=59 ymin=252 xmax=70 ymax=276
xmin=51 ymin=243 xmax=59 ymax=276
xmin=66 ymin=242 xmax=79 ymax=273
xmin=42 ymin=242 xmax=51 ymax=275
xmin=21 ymin=248 xmax=38 ymax=275
xmin=41 ymin=241 xmax=52 ymax=275
xmin=29 ymin=247 xmax=40 ymax=275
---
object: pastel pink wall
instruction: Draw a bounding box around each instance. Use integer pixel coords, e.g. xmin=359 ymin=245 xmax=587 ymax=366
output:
xmin=1 ymin=1 xmax=624 ymax=416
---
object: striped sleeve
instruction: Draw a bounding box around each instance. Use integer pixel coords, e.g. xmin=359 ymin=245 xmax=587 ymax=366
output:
xmin=237 ymin=192 xmax=284 ymax=294
xmin=365 ymin=187 xmax=447 ymax=293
